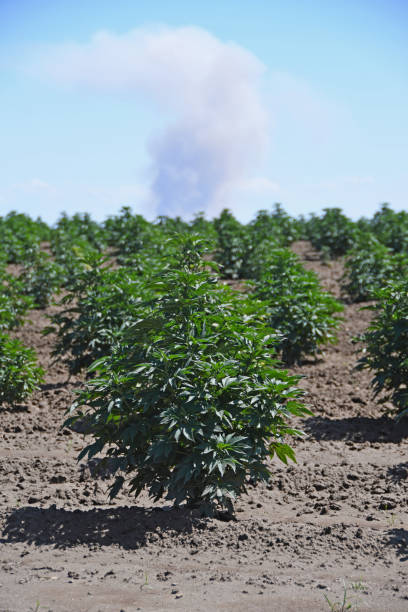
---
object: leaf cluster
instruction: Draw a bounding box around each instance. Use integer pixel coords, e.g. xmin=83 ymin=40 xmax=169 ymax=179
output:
xmin=18 ymin=249 xmax=64 ymax=309
xmin=44 ymin=251 xmax=155 ymax=376
xmin=305 ymin=208 xmax=357 ymax=258
xmin=252 ymin=248 xmax=343 ymax=364
xmin=213 ymin=209 xmax=250 ymax=279
xmin=248 ymin=204 xmax=302 ymax=246
xmin=0 ymin=212 xmax=50 ymax=263
xmin=213 ymin=205 xmax=300 ymax=280
xmin=0 ymin=333 xmax=44 ymax=405
xmin=0 ymin=270 xmax=33 ymax=330
xmin=369 ymin=203 xmax=408 ymax=252
xmin=68 ymin=235 xmax=310 ymax=515
xmin=341 ymin=235 xmax=399 ymax=302
xmin=357 ymin=279 xmax=408 ymax=419
xmin=52 ymin=212 xmax=106 ymax=252
xmin=104 ymin=207 xmax=159 ymax=264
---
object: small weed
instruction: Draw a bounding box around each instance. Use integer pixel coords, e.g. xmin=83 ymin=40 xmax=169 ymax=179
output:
xmin=351 ymin=579 xmax=366 ymax=593
xmin=381 ymin=503 xmax=399 ymax=527
xmin=140 ymin=571 xmax=152 ymax=591
xmin=323 ymin=583 xmax=358 ymax=611
xmin=385 ymin=511 xmax=398 ymax=528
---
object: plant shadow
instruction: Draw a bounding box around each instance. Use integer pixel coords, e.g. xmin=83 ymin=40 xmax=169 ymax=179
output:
xmin=385 ymin=528 xmax=408 ymax=562
xmin=0 ymin=403 xmax=29 ymax=413
xmin=303 ymin=415 xmax=408 ymax=444
xmin=387 ymin=462 xmax=408 ymax=483
xmin=1 ymin=504 xmax=204 ymax=550
xmin=40 ymin=381 xmax=80 ymax=392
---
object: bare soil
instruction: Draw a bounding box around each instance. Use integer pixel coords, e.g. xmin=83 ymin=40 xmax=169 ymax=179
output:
xmin=1 ymin=242 xmax=407 ymax=612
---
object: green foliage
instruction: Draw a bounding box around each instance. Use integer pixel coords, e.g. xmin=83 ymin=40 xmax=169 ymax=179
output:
xmin=213 ymin=205 xmax=300 ymax=280
xmin=0 ymin=270 xmax=33 ymax=330
xmin=0 ymin=333 xmax=44 ymax=405
xmin=213 ymin=209 xmax=250 ymax=279
xmin=0 ymin=212 xmax=50 ymax=263
xmin=44 ymin=251 xmax=154 ymax=376
xmin=18 ymin=249 xmax=64 ymax=309
xmin=104 ymin=207 xmax=158 ymax=264
xmin=369 ymin=203 xmax=408 ymax=252
xmin=342 ymin=235 xmax=396 ymax=302
xmin=252 ymin=248 xmax=343 ymax=364
xmin=156 ymin=215 xmax=190 ymax=234
xmin=189 ymin=212 xmax=217 ymax=243
xmin=50 ymin=239 xmax=96 ymax=288
xmin=241 ymin=237 xmax=280 ymax=280
xmin=67 ymin=235 xmax=309 ymax=515
xmin=357 ymin=279 xmax=408 ymax=419
xmin=306 ymin=208 xmax=357 ymax=258
xmin=342 ymin=231 xmax=408 ymax=302
xmin=249 ymin=204 xmax=301 ymax=246
xmin=49 ymin=213 xmax=107 ymax=285
xmin=53 ymin=212 xmax=106 ymax=252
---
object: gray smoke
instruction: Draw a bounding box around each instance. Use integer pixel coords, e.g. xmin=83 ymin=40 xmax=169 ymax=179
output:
xmin=32 ymin=26 xmax=270 ymax=217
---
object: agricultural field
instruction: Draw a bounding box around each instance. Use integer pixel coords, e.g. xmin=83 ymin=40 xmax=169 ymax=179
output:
xmin=0 ymin=205 xmax=408 ymax=612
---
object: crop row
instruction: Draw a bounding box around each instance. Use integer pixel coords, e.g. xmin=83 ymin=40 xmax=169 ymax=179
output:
xmin=1 ymin=204 xmax=407 ymax=514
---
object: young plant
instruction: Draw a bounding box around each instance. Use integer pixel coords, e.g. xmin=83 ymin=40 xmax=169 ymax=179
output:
xmin=357 ymin=279 xmax=408 ymax=420
xmin=67 ymin=235 xmax=310 ymax=515
xmin=252 ymin=248 xmax=343 ymax=364
xmin=323 ymin=586 xmax=354 ymax=612
xmin=44 ymin=251 xmax=154 ymax=376
xmin=189 ymin=212 xmax=217 ymax=243
xmin=341 ymin=235 xmax=395 ymax=302
xmin=306 ymin=208 xmax=357 ymax=258
xmin=213 ymin=209 xmax=250 ymax=279
xmin=249 ymin=204 xmax=301 ymax=247
xmin=0 ymin=271 xmax=33 ymax=330
xmin=370 ymin=203 xmax=408 ymax=252
xmin=18 ymin=249 xmax=64 ymax=309
xmin=53 ymin=212 xmax=106 ymax=252
xmin=240 ymin=237 xmax=280 ymax=280
xmin=0 ymin=333 xmax=44 ymax=405
xmin=104 ymin=207 xmax=158 ymax=264
xmin=0 ymin=211 xmax=50 ymax=263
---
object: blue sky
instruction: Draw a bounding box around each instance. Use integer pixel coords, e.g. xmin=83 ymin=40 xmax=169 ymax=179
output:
xmin=0 ymin=0 xmax=407 ymax=224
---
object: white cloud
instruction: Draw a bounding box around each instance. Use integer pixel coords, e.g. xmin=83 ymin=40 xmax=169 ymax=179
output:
xmin=13 ymin=178 xmax=57 ymax=195
xmin=30 ymin=26 xmax=270 ymax=219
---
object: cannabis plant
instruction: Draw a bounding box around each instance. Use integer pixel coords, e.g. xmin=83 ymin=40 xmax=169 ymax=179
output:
xmin=104 ymin=207 xmax=158 ymax=263
xmin=370 ymin=203 xmax=408 ymax=252
xmin=68 ymin=235 xmax=309 ymax=515
xmin=0 ymin=271 xmax=33 ymax=330
xmin=213 ymin=209 xmax=250 ymax=279
xmin=0 ymin=333 xmax=44 ymax=405
xmin=18 ymin=250 xmax=64 ymax=309
xmin=0 ymin=212 xmax=49 ymax=263
xmin=342 ymin=235 xmax=395 ymax=302
xmin=253 ymin=248 xmax=343 ymax=364
xmin=306 ymin=207 xmax=357 ymax=258
xmin=358 ymin=279 xmax=408 ymax=420
xmin=249 ymin=205 xmax=301 ymax=247
xmin=44 ymin=251 xmax=154 ymax=375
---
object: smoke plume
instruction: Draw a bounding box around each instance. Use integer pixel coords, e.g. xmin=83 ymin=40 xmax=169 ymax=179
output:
xmin=33 ymin=26 xmax=270 ymax=217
